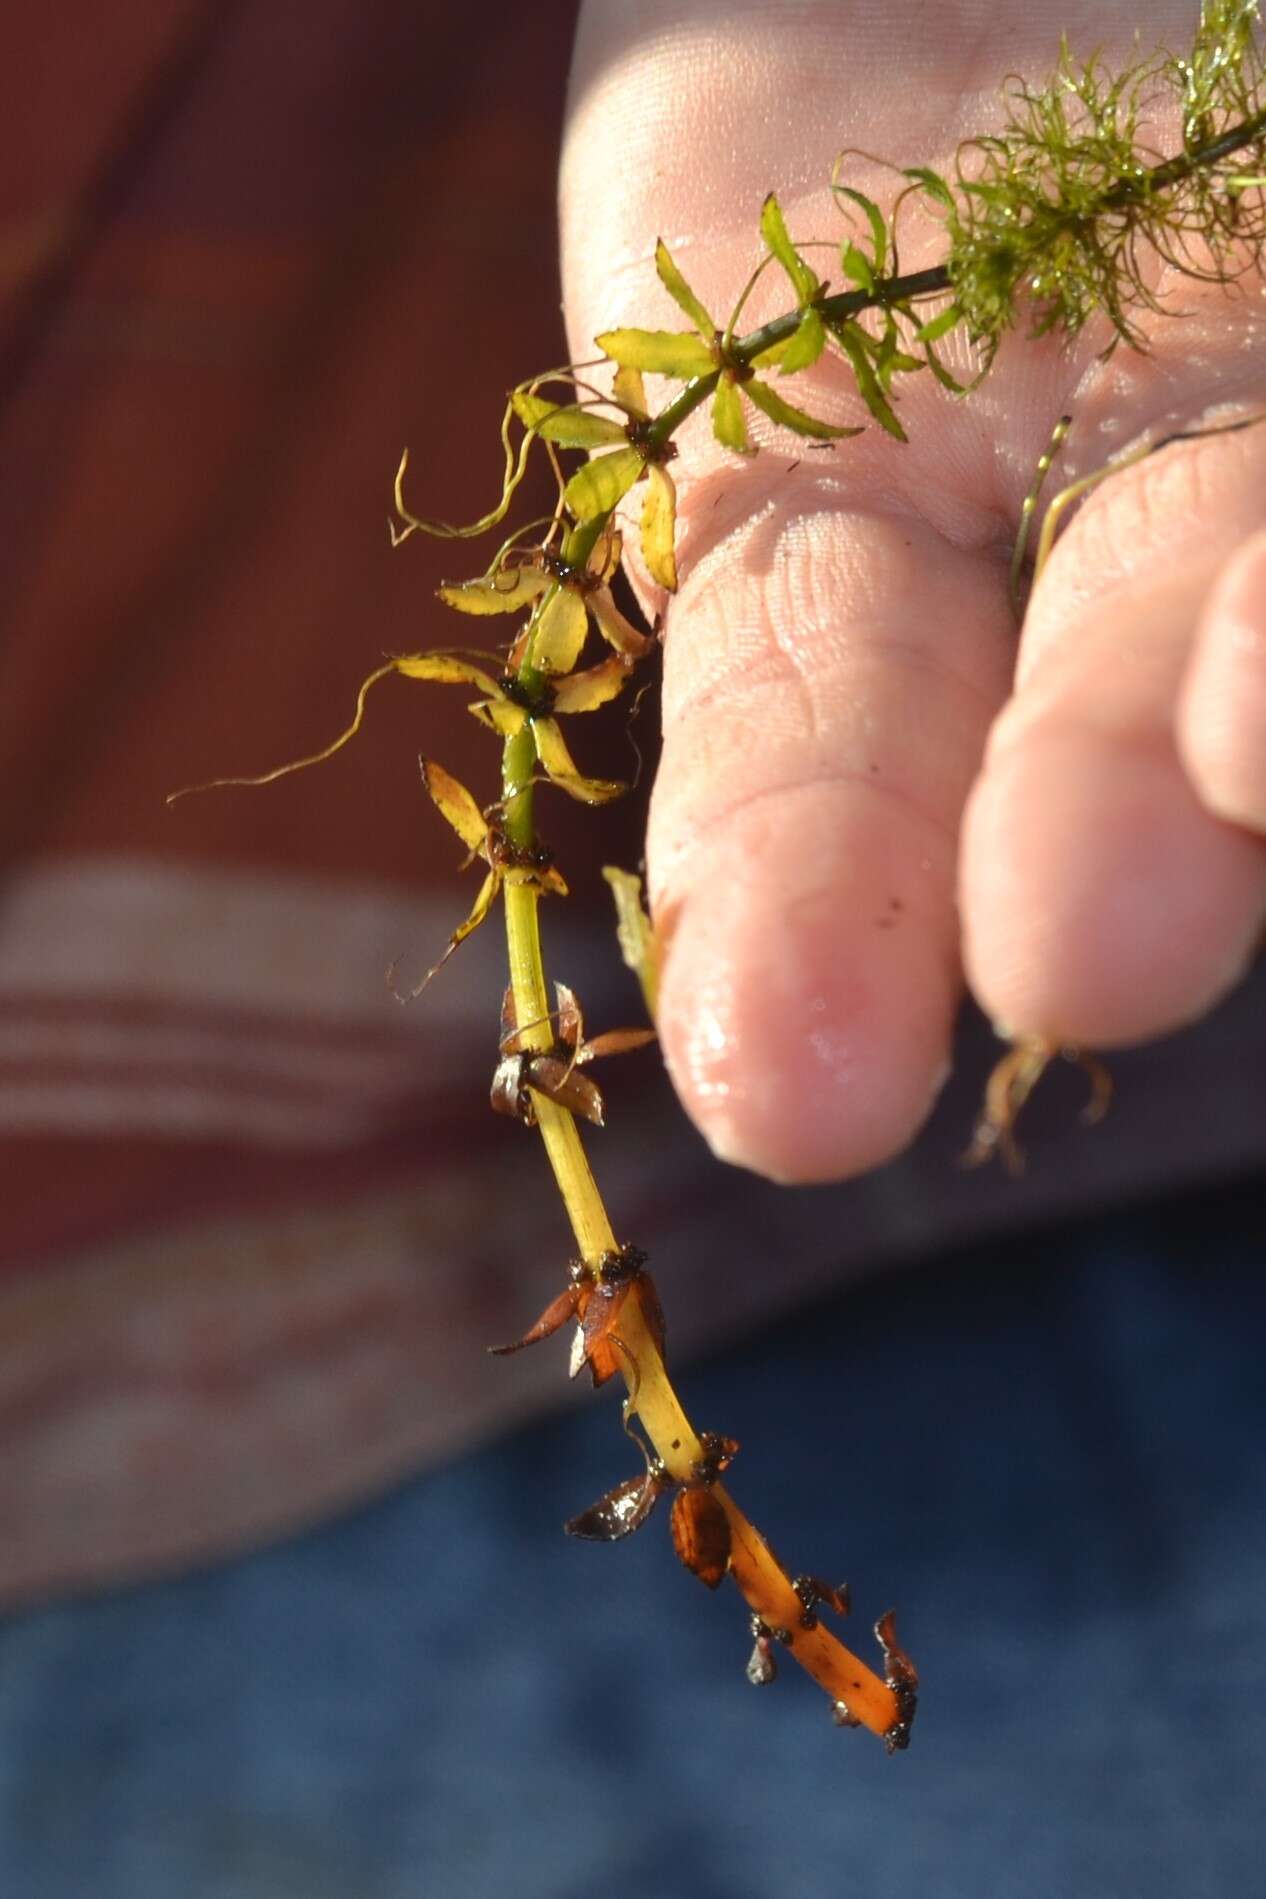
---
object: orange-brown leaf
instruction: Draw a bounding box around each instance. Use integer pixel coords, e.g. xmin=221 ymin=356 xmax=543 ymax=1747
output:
xmin=525 ymin=1055 xmax=606 ymax=1127
xmin=577 ymin=1026 xmax=657 ymax=1063
xmin=670 ymin=1487 xmax=732 ymax=1590
xmin=572 ymin=1274 xmax=636 ymax=1387
xmin=564 ymin=1469 xmax=668 ymax=1541
xmin=488 ymin=1283 xmax=580 ymax=1356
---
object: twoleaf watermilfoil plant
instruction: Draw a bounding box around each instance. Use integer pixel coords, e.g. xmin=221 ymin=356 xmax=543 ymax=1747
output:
xmin=173 ymin=0 xmax=1266 ymax=1748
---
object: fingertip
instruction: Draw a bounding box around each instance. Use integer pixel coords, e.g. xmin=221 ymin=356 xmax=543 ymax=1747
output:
xmin=654 ymin=814 xmax=959 ymax=1184
xmin=961 ymin=726 xmax=1266 ymax=1048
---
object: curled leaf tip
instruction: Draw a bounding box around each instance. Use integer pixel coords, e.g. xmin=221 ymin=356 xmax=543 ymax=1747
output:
xmin=167 ymin=661 xmax=401 ymax=806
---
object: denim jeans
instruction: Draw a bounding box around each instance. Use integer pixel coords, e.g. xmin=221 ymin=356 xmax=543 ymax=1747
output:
xmin=2 ymin=1176 xmax=1262 ymax=1899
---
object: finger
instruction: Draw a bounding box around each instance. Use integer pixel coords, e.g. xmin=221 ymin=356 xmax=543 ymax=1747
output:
xmin=1177 ymin=523 xmax=1266 ymax=833
xmin=644 ymin=470 xmax=1014 ymax=1181
xmin=559 ymin=3 xmax=1045 ymax=1181
xmin=961 ymin=424 xmax=1266 ymax=1048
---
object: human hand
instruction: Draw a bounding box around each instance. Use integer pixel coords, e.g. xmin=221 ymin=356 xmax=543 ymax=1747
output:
xmin=560 ymin=0 xmax=1266 ymax=1182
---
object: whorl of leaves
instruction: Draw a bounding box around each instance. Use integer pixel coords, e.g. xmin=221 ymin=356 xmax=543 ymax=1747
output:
xmin=940 ymin=0 xmax=1266 ymax=350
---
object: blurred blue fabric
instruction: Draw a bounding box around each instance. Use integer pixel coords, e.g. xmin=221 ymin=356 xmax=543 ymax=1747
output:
xmin=1 ymin=1176 xmax=1263 ymax=1899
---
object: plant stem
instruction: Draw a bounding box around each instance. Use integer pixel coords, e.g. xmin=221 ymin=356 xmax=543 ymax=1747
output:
xmin=497 ymin=723 xmax=904 ymax=1739
xmin=1126 ymin=103 xmax=1266 ymax=195
xmin=643 ymin=106 xmax=1266 ymax=456
xmin=485 ymin=86 xmax=1266 ymax=1745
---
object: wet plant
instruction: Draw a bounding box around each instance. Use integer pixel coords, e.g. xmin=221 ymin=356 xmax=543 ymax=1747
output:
xmin=173 ymin=2 xmax=1266 ymax=1746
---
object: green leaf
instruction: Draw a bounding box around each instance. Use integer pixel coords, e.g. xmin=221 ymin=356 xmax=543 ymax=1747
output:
xmin=915 ymin=303 xmax=962 ymax=343
xmin=832 ymin=185 xmax=887 ymax=278
xmin=563 ymin=446 xmax=644 ymax=520
xmin=640 ymin=463 xmax=678 ymax=592
xmin=511 ymin=390 xmax=560 ymax=432
xmin=779 ymin=307 xmax=827 ymax=375
xmin=749 ymin=336 xmax=793 ymax=370
xmin=828 ymin=319 xmax=907 ymax=442
xmin=436 ymin=570 xmax=548 ymax=616
xmin=711 ymin=375 xmax=752 ymax=454
xmin=903 ymin=165 xmax=956 ymax=212
xmin=509 ymin=389 xmax=625 ymax=447
xmin=759 ymin=192 xmax=820 ymax=304
xmin=745 ymin=377 xmax=862 ymax=441
xmin=921 ymin=332 xmax=973 ymax=395
xmin=654 ymin=239 xmax=716 ymax=341
xmin=537 ymin=408 xmax=628 ymax=449
xmin=594 ymin=328 xmax=715 ymax=377
xmin=839 ymin=240 xmax=874 ymax=292
xmin=872 ymin=319 xmax=923 ymax=388
xmin=532 ymin=585 xmax=589 ymax=674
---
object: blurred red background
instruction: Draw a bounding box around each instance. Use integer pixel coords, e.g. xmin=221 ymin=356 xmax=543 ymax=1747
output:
xmin=2 ymin=0 xmax=1262 ymax=1609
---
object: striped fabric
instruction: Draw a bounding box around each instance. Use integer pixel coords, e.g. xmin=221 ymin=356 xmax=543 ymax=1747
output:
xmin=2 ymin=1 xmax=1262 ymax=1608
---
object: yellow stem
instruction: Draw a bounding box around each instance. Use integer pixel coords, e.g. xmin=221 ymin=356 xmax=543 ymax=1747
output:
xmin=499 ymin=872 xmax=904 ymax=1742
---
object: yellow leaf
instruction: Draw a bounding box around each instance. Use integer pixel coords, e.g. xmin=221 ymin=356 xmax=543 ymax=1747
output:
xmin=395 ymin=653 xmax=504 ymax=694
xmin=468 ymin=698 xmax=526 ymax=737
xmin=420 ymin=756 xmax=488 ymax=855
xmin=437 ymin=570 xmax=548 ymax=616
xmin=532 ymin=585 xmax=589 ymax=675
xmin=640 ymin=462 xmax=678 ymax=592
xmin=613 ymin=364 xmax=648 ymax=419
xmin=589 ymin=587 xmax=653 ymax=658
xmin=408 ymin=868 xmax=500 ymax=998
xmin=504 ymin=859 xmax=569 ymax=899
xmin=563 ymin=445 xmax=643 ymax=521
xmin=602 ymin=867 xmax=660 ymax=1021
xmin=594 ymin=329 xmax=715 ymax=377
xmin=552 ymin=654 xmax=633 ymax=715
xmin=594 ymin=525 xmax=624 ymax=583
xmin=450 ymin=868 xmax=499 ymax=942
xmin=532 ymin=718 xmax=626 ymax=804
